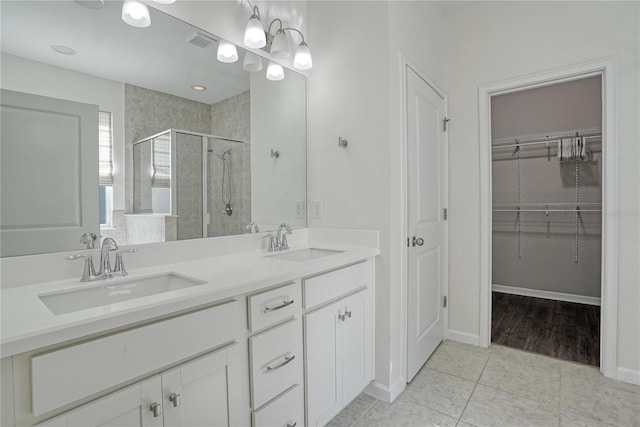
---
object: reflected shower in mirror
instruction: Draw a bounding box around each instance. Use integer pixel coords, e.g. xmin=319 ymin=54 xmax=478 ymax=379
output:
xmin=0 ymin=0 xmax=307 ymax=256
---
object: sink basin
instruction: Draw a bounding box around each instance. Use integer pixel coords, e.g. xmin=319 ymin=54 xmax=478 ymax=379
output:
xmin=39 ymin=272 xmax=207 ymax=315
xmin=268 ymin=248 xmax=344 ymax=262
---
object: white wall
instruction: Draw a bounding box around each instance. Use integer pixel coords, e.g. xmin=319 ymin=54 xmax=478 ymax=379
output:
xmin=0 ymin=53 xmax=126 ymax=211
xmin=250 ymin=71 xmax=307 ymax=230
xmin=306 ymin=0 xmax=446 ymax=398
xmin=444 ymin=1 xmax=639 ymax=379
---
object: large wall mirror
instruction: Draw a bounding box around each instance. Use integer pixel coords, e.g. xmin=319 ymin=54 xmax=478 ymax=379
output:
xmin=0 ymin=1 xmax=307 ymax=257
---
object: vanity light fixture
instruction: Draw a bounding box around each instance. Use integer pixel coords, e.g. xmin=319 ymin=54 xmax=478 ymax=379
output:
xmin=243 ymin=51 xmax=263 ymax=72
xmin=243 ymin=2 xmax=313 ymax=71
xmin=266 ymin=61 xmax=285 ymax=81
xmin=243 ymin=6 xmax=266 ymax=48
xmin=191 ymin=85 xmax=207 ymax=91
xmin=121 ymin=0 xmax=150 ymax=28
xmin=217 ymin=40 xmax=238 ymax=63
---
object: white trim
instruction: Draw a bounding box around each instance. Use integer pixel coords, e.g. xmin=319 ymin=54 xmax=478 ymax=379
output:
xmin=447 ymin=330 xmax=480 ymax=346
xmin=399 ymin=52 xmax=449 ymax=384
xmin=478 ymin=57 xmax=618 ymax=378
xmin=492 ymin=284 xmax=601 ymax=306
xmin=616 ymin=367 xmax=640 ymax=385
xmin=364 ymin=378 xmax=406 ymax=403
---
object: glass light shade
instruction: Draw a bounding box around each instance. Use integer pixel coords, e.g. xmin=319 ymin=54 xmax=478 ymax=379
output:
xmin=244 ymin=15 xmax=266 ymax=48
xmin=243 ymin=52 xmax=263 ymax=72
xmin=266 ymin=61 xmax=285 ymax=81
xmin=153 ymin=0 xmax=176 ymax=3
xmin=270 ymin=30 xmax=290 ymax=59
xmin=293 ymin=41 xmax=312 ymax=70
xmin=121 ymin=0 xmax=150 ymax=28
xmin=217 ymin=40 xmax=238 ymax=63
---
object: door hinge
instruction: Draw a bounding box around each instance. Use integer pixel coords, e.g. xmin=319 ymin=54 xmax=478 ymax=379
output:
xmin=443 ymin=296 xmax=447 ymax=308
xmin=407 ymin=237 xmax=410 ymax=247
xmin=444 ymin=208 xmax=448 ymax=220
xmin=443 ymin=117 xmax=451 ymax=132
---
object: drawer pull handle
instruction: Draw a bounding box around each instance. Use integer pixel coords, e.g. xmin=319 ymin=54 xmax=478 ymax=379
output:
xmin=150 ymin=402 xmax=162 ymax=418
xmin=169 ymin=393 xmax=181 ymax=407
xmin=263 ymin=299 xmax=294 ymax=313
xmin=286 ymin=423 xmax=297 ymax=427
xmin=265 ymin=355 xmax=295 ymax=373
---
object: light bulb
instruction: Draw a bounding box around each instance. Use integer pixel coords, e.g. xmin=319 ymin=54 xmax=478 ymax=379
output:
xmin=266 ymin=61 xmax=285 ymax=81
xmin=122 ymin=0 xmax=150 ymax=28
xmin=217 ymin=40 xmax=238 ymax=63
xmin=293 ymin=41 xmax=312 ymax=70
xmin=243 ymin=52 xmax=263 ymax=72
xmin=270 ymin=30 xmax=290 ymax=59
xmin=244 ymin=14 xmax=266 ymax=48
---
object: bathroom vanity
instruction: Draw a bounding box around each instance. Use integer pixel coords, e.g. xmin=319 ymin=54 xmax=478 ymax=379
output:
xmin=0 ymin=229 xmax=379 ymax=427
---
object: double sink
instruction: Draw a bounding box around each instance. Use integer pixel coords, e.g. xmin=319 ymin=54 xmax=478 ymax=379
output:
xmin=39 ymin=248 xmax=343 ymax=315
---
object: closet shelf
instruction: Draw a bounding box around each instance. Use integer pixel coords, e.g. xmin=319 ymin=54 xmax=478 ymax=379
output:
xmin=491 ymin=128 xmax=602 ymax=150
xmin=492 ymin=202 xmax=602 ymax=213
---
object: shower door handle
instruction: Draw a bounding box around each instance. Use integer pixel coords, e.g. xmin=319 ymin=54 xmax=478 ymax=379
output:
xmin=412 ymin=236 xmax=424 ymax=247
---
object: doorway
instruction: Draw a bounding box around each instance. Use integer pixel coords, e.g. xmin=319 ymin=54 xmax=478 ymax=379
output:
xmin=478 ymin=59 xmax=618 ymax=377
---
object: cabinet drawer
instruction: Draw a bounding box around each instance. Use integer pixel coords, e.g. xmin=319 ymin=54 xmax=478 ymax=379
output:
xmin=252 ymin=384 xmax=303 ymax=427
xmin=249 ymin=320 xmax=302 ymax=409
xmin=248 ymin=282 xmax=301 ymax=332
xmin=303 ymin=260 xmax=371 ymax=309
xmin=31 ymin=299 xmax=240 ymax=416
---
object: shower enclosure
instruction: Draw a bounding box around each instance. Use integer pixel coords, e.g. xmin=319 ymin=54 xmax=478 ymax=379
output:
xmin=132 ymin=129 xmax=250 ymax=241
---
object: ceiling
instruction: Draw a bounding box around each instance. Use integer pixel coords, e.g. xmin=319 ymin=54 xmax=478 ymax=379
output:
xmin=0 ymin=0 xmax=250 ymax=104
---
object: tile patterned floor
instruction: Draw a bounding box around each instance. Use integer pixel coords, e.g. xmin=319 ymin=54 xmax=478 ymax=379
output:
xmin=327 ymin=341 xmax=640 ymax=427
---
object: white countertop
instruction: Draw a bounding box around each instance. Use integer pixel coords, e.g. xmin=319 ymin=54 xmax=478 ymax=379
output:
xmin=1 ymin=244 xmax=379 ymax=358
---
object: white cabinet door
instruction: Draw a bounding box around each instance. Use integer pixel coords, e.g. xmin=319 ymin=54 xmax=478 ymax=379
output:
xmin=162 ymin=349 xmax=232 ymax=427
xmin=61 ymin=376 xmax=162 ymax=427
xmin=340 ymin=290 xmax=368 ymax=405
xmin=304 ymin=300 xmax=341 ymax=427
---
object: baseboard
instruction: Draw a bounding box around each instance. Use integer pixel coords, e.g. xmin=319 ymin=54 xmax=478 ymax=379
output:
xmin=447 ymin=330 xmax=480 ymax=346
xmin=617 ymin=367 xmax=640 ymax=385
xmin=364 ymin=377 xmax=405 ymax=403
xmin=493 ymin=284 xmax=601 ymax=306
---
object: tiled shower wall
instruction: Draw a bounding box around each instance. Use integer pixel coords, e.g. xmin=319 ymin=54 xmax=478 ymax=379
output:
xmin=211 ymin=91 xmax=250 ymax=142
xmin=124 ymin=84 xmax=211 ymax=215
xmin=124 ymin=85 xmax=251 ymax=242
xmin=209 ymin=91 xmax=251 ymax=237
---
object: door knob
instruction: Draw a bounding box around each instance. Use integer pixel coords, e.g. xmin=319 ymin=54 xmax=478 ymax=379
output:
xmin=412 ymin=236 xmax=424 ymax=247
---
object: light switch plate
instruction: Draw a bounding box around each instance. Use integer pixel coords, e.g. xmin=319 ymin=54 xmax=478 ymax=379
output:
xmin=312 ymin=200 xmax=323 ymax=219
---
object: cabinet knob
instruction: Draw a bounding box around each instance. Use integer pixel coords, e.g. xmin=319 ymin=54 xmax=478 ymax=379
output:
xmin=150 ymin=402 xmax=162 ymax=417
xmin=286 ymin=422 xmax=297 ymax=427
xmin=169 ymin=393 xmax=181 ymax=407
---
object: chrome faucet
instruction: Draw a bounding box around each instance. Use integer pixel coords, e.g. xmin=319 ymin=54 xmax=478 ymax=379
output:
xmin=97 ymin=237 xmax=119 ymax=278
xmin=275 ymin=223 xmax=293 ymax=251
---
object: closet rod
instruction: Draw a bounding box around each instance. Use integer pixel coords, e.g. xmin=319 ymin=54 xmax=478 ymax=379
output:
xmin=492 ymin=209 xmax=601 ymax=212
xmin=491 ymin=130 xmax=601 ymax=150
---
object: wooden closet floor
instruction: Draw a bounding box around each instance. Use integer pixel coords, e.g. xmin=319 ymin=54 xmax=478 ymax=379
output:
xmin=491 ymin=292 xmax=600 ymax=366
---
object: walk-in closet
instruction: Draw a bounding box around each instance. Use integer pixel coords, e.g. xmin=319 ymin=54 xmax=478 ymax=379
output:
xmin=490 ymin=76 xmax=602 ymax=366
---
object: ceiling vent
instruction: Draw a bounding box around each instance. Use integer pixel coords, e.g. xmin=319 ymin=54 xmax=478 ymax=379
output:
xmin=186 ymin=32 xmax=217 ymax=48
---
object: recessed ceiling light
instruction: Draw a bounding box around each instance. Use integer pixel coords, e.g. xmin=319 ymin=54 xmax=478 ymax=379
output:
xmin=191 ymin=85 xmax=207 ymax=92
xmin=51 ymin=45 xmax=76 ymax=55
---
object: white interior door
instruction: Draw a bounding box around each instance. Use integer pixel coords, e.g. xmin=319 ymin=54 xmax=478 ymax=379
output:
xmin=0 ymin=89 xmax=99 ymax=256
xmin=406 ymin=66 xmax=448 ymax=382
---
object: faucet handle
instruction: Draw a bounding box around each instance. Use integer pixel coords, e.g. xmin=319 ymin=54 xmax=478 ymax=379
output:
xmin=65 ymin=254 xmax=96 ymax=282
xmin=113 ymin=249 xmax=137 ymax=276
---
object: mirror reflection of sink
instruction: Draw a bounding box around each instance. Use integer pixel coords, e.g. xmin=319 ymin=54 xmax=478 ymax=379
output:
xmin=39 ymin=273 xmax=207 ymax=315
xmin=268 ymin=248 xmax=344 ymax=262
